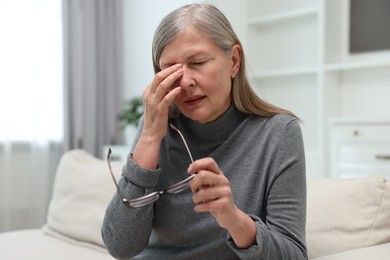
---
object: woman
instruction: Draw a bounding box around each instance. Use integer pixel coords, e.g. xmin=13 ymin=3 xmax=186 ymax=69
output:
xmin=102 ymin=3 xmax=307 ymax=259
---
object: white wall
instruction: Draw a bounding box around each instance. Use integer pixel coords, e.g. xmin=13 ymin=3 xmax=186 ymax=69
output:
xmin=204 ymin=0 xmax=247 ymax=47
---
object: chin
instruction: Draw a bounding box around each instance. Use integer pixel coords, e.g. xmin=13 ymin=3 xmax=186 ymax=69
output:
xmin=182 ymin=110 xmax=209 ymax=124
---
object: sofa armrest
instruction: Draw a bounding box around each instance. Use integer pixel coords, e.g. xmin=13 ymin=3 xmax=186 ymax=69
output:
xmin=306 ymin=176 xmax=390 ymax=258
xmin=310 ymin=242 xmax=390 ymax=260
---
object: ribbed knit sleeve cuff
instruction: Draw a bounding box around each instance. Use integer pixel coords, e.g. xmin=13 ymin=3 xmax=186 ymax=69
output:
xmin=122 ymin=153 xmax=161 ymax=188
xmin=226 ymin=214 xmax=269 ymax=259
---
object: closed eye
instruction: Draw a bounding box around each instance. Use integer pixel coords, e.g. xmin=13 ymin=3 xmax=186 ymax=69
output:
xmin=190 ymin=60 xmax=207 ymax=66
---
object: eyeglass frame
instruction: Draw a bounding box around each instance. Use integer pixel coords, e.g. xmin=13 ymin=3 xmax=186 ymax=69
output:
xmin=106 ymin=123 xmax=195 ymax=208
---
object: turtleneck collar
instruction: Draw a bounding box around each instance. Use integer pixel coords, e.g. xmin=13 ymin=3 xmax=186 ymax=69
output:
xmin=175 ymin=106 xmax=247 ymax=144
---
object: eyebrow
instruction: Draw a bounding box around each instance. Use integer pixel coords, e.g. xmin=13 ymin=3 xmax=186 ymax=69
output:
xmin=160 ymin=52 xmax=215 ymax=70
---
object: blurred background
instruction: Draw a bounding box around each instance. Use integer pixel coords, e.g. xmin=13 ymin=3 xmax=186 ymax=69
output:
xmin=1 ymin=0 xmax=389 ymax=232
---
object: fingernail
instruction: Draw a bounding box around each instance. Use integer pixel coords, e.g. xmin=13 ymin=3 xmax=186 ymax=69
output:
xmin=175 ymin=64 xmax=183 ymax=69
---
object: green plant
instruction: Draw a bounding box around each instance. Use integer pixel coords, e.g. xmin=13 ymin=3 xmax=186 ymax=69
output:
xmin=117 ymin=96 xmax=144 ymax=129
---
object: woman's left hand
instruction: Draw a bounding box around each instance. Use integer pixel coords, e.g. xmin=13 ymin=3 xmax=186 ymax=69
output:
xmin=187 ymin=157 xmax=239 ymax=229
xmin=187 ymin=157 xmax=257 ymax=248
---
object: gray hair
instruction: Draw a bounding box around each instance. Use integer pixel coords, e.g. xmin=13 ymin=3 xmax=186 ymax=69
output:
xmin=152 ymin=3 xmax=238 ymax=73
xmin=152 ymin=3 xmax=298 ymax=120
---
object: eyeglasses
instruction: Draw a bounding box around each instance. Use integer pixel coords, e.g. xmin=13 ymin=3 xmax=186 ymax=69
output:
xmin=107 ymin=123 xmax=195 ymax=208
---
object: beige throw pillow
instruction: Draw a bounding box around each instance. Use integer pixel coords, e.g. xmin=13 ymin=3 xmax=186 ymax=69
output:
xmin=306 ymin=176 xmax=390 ymax=258
xmin=45 ymin=149 xmax=124 ymax=248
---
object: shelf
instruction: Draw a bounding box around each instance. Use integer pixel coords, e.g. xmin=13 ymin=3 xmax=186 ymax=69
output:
xmin=246 ymin=10 xmax=319 ymax=73
xmin=325 ymin=60 xmax=390 ymax=72
xmin=245 ymin=0 xmax=390 ymax=178
xmin=329 ymin=117 xmax=390 ymax=126
xmin=248 ymin=6 xmax=319 ymax=26
xmin=250 ymin=67 xmax=318 ymax=79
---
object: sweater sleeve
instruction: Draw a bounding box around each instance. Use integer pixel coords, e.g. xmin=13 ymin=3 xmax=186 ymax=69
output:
xmin=226 ymin=118 xmax=308 ymax=260
xmin=101 ymin=118 xmax=160 ymax=259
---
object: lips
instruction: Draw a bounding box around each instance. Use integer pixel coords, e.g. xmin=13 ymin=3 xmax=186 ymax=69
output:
xmin=184 ymin=95 xmax=206 ymax=106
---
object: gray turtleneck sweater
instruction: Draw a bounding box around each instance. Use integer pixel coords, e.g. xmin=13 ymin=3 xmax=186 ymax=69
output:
xmin=102 ymin=107 xmax=307 ymax=260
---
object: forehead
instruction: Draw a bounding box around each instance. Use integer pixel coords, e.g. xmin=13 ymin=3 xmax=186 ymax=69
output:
xmin=159 ymin=28 xmax=219 ymax=67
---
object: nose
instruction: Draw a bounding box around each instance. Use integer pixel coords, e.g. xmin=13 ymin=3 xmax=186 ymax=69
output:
xmin=179 ymin=66 xmax=194 ymax=90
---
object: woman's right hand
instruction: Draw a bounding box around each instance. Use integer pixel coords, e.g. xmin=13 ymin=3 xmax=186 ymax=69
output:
xmin=132 ymin=64 xmax=184 ymax=170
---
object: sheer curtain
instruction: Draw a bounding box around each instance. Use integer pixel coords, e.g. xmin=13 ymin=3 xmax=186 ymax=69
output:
xmin=63 ymin=0 xmax=124 ymax=157
xmin=0 ymin=0 xmax=63 ymax=231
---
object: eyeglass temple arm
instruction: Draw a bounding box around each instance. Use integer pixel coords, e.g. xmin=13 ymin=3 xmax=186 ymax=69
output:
xmin=169 ymin=123 xmax=194 ymax=163
xmin=107 ymin=148 xmax=127 ymax=202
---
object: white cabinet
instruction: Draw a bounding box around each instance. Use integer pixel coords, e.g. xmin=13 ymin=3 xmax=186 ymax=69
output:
xmin=244 ymin=0 xmax=390 ymax=177
xmin=330 ymin=119 xmax=390 ymax=179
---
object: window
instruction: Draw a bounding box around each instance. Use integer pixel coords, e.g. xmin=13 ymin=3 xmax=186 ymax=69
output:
xmin=0 ymin=0 xmax=63 ymax=141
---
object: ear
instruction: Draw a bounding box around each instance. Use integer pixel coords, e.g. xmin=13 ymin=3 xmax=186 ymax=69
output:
xmin=230 ymin=44 xmax=241 ymax=78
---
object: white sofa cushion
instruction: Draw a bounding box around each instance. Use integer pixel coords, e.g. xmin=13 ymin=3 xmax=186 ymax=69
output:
xmin=311 ymin=242 xmax=390 ymax=260
xmin=45 ymin=149 xmax=123 ymax=249
xmin=306 ymin=176 xmax=390 ymax=259
xmin=0 ymin=229 xmax=112 ymax=260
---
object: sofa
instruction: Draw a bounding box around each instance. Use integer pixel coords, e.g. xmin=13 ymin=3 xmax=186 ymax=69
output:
xmin=0 ymin=149 xmax=389 ymax=259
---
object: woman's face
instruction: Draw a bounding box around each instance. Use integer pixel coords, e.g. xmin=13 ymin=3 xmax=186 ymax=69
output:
xmin=159 ymin=27 xmax=240 ymax=124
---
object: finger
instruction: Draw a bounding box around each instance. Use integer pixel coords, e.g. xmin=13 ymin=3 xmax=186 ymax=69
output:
xmin=189 ymin=170 xmax=228 ymax=193
xmin=159 ymin=86 xmax=182 ymax=108
xmin=194 ymin=198 xmax=222 ymax=213
xmin=142 ymin=66 xmax=182 ymax=117
xmin=153 ymin=69 xmax=183 ymax=101
xmin=193 ymin=189 xmax=232 ymax=213
xmin=149 ymin=64 xmax=183 ymax=95
xmin=192 ymin=184 xmax=230 ymax=205
xmin=143 ymin=64 xmax=180 ymax=97
xmin=188 ymin=157 xmax=223 ymax=175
